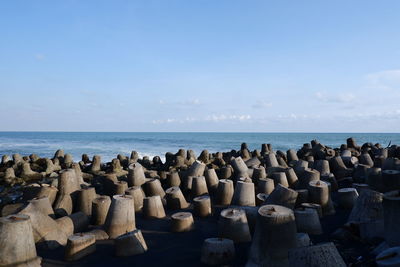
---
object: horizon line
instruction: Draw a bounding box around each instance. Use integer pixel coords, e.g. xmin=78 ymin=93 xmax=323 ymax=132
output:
xmin=0 ymin=131 xmax=399 ymax=134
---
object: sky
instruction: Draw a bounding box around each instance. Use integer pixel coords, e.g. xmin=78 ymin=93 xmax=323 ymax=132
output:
xmin=1 ymin=1 xmax=400 ymax=132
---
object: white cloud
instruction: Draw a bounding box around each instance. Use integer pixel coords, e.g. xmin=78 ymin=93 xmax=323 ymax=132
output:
xmin=205 ymin=114 xmax=251 ymax=122
xmin=315 ymin=91 xmax=356 ymax=103
xmin=152 ymin=114 xmax=251 ymax=124
xmin=365 ymin=69 xmax=400 ymax=91
xmin=252 ymin=100 xmax=273 ymax=109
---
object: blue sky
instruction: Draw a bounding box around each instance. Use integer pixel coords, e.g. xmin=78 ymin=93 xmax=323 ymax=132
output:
xmin=1 ymin=1 xmax=400 ymax=132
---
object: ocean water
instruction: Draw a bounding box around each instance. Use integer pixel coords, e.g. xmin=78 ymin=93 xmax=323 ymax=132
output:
xmin=0 ymin=132 xmax=399 ymax=162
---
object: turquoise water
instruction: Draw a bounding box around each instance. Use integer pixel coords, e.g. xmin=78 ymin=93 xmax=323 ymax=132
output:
xmin=0 ymin=132 xmax=399 ymax=162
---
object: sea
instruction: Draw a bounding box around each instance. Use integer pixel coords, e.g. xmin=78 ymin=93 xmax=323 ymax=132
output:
xmin=0 ymin=132 xmax=399 ymax=162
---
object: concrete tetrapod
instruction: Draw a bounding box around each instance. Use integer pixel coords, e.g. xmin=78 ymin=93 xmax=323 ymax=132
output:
xmin=308 ymin=180 xmax=335 ymax=216
xmin=338 ymin=188 xmax=359 ymax=209
xmin=91 ymin=195 xmax=111 ymax=226
xmin=104 ymin=195 xmax=136 ymax=239
xmin=28 ymin=196 xmax=54 ymax=217
xmin=288 ymin=242 xmax=346 ymax=267
xmin=383 ymin=191 xmax=400 ymax=247
xmin=64 ymin=233 xmax=96 ymax=261
xmin=232 ymin=181 xmax=255 ymax=207
xmin=301 ymin=203 xmax=323 ymax=218
xmin=247 ymin=204 xmax=297 ymax=267
xmin=284 ymin=168 xmax=299 ymax=189
xmin=257 ymin=178 xmax=275 ymax=194
xmin=215 ymin=179 xmax=234 ymax=206
xmin=186 ymin=160 xmax=206 ymax=177
xmin=144 ymin=178 xmax=165 ymax=198
xmin=0 ymin=214 xmax=42 ymax=267
xmin=204 ymin=168 xmax=219 ymax=195
xmin=76 ymin=187 xmax=97 ymax=216
xmin=193 ymin=195 xmax=211 ymax=217
xmin=112 ymin=181 xmax=128 ymax=195
xmin=271 ymin=172 xmax=289 ymax=188
xmin=166 ymin=170 xmax=181 ymax=187
xmin=114 ymin=229 xmax=148 ymax=257
xmin=125 ymin=186 xmax=145 ymax=212
xmin=142 ymin=195 xmax=166 ymax=219
xmin=294 ymin=207 xmax=323 ymax=235
xmin=191 ymin=176 xmax=209 ymax=199
xmin=171 ymin=212 xmax=194 ymax=232
xmin=299 ymin=169 xmax=320 ymax=189
xmin=265 ymin=183 xmax=298 ymax=210
xmin=165 ymin=186 xmax=189 ymax=210
xmin=200 ymin=238 xmax=235 ymax=265
xmin=127 ymin=162 xmax=146 ymax=187
xmin=218 ymin=208 xmax=251 ymax=243
xmin=347 ymin=189 xmax=383 ymax=224
xmin=18 ymin=201 xmax=68 ymax=248
xmin=231 ymin=157 xmax=250 ymax=178
xmin=54 ymin=169 xmax=82 ymax=215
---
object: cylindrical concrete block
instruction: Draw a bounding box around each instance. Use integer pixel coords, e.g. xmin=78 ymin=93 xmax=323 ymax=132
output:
xmin=166 ymin=170 xmax=181 ymax=187
xmin=299 ymin=169 xmax=320 ymax=189
xmin=171 ymin=212 xmax=194 ymax=232
xmin=186 ymin=160 xmax=206 ymax=177
xmin=104 ymin=195 xmax=136 ymax=239
xmin=338 ymin=188 xmax=359 ymax=209
xmin=91 ymin=196 xmax=111 ymax=226
xmin=287 ymin=149 xmax=299 ymax=163
xmin=257 ymin=178 xmax=275 ymax=194
xmin=265 ymin=153 xmax=280 ymax=168
xmin=144 ymin=178 xmax=165 ymax=198
xmin=232 ymin=181 xmax=255 ymax=206
xmin=285 ymin=167 xmax=299 ymax=188
xmin=165 ymin=186 xmax=189 ymax=210
xmin=191 ymin=176 xmax=209 ymax=198
xmin=90 ymin=155 xmax=101 ymax=173
xmin=215 ymin=179 xmax=234 ymax=206
xmin=76 ymin=187 xmax=97 ymax=216
xmin=112 ymin=181 xmax=127 ymax=196
xmin=271 ymin=172 xmax=289 ymax=187
xmin=231 ymin=157 xmax=249 ymax=178
xmin=205 ymin=168 xmax=219 ymax=194
xmin=265 ymin=183 xmax=298 ymax=210
xmin=127 ymin=163 xmax=146 ymax=187
xmin=315 ymin=160 xmax=330 ymax=176
xmin=58 ymin=169 xmax=81 ymax=196
xmin=382 ymin=170 xmax=400 ymax=192
xmin=0 ymin=214 xmax=41 ymax=266
xmin=294 ymin=208 xmax=322 ymax=235
xmin=248 ymin=205 xmax=297 ymax=266
xmin=301 ymin=203 xmax=323 ymax=218
xmin=193 ymin=195 xmax=211 ymax=217
xmin=200 ymin=238 xmax=235 ymax=265
xmin=308 ymin=180 xmax=335 ymax=215
xmin=218 ymin=208 xmax=251 ymax=243
xmin=114 ymin=229 xmax=148 ymax=257
xmin=253 ymin=166 xmax=267 ymax=181
xmin=64 ymin=233 xmax=96 ymax=261
xmin=125 ymin=186 xmax=145 ymax=212
xmin=143 ymin=195 xmax=166 ymax=219
xmin=383 ymin=191 xmax=400 ymax=246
